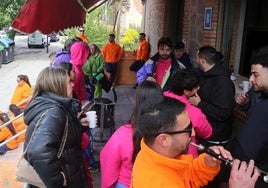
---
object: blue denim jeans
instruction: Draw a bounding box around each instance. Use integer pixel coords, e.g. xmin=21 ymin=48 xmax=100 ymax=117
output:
xmin=116 ymin=182 xmax=127 ymax=188
xmin=0 ymin=144 xmax=10 ymax=154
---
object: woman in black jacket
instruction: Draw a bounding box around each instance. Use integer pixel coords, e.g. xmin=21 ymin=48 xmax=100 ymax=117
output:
xmin=23 ymin=67 xmax=89 ymax=187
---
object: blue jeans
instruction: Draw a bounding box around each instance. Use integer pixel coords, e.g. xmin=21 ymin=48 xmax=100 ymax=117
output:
xmin=116 ymin=182 xmax=127 ymax=188
xmin=0 ymin=144 xmax=10 ymax=154
xmin=105 ymin=63 xmax=117 ymax=83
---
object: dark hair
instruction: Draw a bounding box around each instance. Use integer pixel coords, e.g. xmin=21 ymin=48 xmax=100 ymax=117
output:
xmin=136 ymin=97 xmax=185 ymax=146
xmin=109 ymin=34 xmax=115 ymax=38
xmin=17 ymin=74 xmax=31 ymax=87
xmin=139 ymin=33 xmax=146 ymax=37
xmin=197 ymin=46 xmax=219 ymax=65
xmin=0 ymin=112 xmax=17 ymax=135
xmin=250 ymin=46 xmax=268 ymax=68
xmin=215 ymin=51 xmax=224 ymax=65
xmin=55 ymin=62 xmax=73 ymax=76
xmin=174 ymin=41 xmax=185 ymax=49
xmin=9 ymin=104 xmax=23 ymax=116
xmin=90 ymin=43 xmax=101 ymax=54
xmin=72 ymin=36 xmax=83 ymax=42
xmin=131 ymin=80 xmax=163 ymax=163
xmin=171 ymin=69 xmax=200 ymax=95
xmin=157 ymin=36 xmax=173 ymax=49
xmin=64 ymin=38 xmax=77 ymax=52
xmin=49 ymin=51 xmax=56 ymax=59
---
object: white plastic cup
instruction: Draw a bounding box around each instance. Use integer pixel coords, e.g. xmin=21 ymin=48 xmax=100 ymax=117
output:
xmin=242 ymin=81 xmax=250 ymax=93
xmin=86 ymin=111 xmax=97 ymax=128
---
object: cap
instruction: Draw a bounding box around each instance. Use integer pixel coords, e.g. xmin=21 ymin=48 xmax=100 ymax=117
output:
xmin=174 ymin=41 xmax=185 ymax=49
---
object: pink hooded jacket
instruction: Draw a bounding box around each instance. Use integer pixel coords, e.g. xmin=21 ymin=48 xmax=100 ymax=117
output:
xmin=100 ymin=124 xmax=133 ymax=188
xmin=71 ymin=42 xmax=91 ymax=102
xmin=164 ymin=91 xmax=212 ymax=157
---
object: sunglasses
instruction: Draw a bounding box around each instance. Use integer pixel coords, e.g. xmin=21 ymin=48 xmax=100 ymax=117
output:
xmin=160 ymin=122 xmax=192 ymax=136
xmin=79 ymin=30 xmax=84 ymax=32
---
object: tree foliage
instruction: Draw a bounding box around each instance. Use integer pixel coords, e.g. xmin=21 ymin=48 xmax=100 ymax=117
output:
xmin=120 ymin=28 xmax=139 ymax=50
xmin=64 ymin=5 xmax=113 ymax=49
xmin=0 ymin=0 xmax=24 ymax=29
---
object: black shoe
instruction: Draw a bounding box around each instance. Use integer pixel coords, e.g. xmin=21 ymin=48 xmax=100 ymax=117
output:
xmin=133 ymin=83 xmax=138 ymax=89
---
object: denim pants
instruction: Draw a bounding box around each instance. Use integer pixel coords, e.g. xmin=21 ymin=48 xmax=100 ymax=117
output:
xmin=0 ymin=144 xmax=10 ymax=154
xmin=105 ymin=63 xmax=117 ymax=83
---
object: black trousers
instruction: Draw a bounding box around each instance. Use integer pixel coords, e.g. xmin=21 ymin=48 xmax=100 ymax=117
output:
xmin=129 ymin=60 xmax=144 ymax=72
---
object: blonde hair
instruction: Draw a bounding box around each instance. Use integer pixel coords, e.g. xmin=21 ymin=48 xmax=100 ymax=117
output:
xmin=32 ymin=67 xmax=69 ymax=99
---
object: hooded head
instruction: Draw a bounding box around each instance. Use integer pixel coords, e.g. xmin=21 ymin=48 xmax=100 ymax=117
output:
xmin=70 ymin=42 xmax=91 ymax=67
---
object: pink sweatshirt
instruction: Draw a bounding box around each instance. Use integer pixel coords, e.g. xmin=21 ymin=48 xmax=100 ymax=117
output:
xmin=164 ymin=91 xmax=212 ymax=157
xmin=70 ymin=42 xmax=91 ymax=102
xmin=100 ymin=124 xmax=133 ymax=188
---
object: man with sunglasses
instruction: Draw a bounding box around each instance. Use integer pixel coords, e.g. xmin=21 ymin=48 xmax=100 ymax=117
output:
xmin=132 ymin=97 xmax=233 ymax=188
xmin=76 ymin=26 xmax=89 ymax=43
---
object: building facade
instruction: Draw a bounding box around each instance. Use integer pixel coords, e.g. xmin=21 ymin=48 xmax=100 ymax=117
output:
xmin=142 ymin=0 xmax=268 ymax=77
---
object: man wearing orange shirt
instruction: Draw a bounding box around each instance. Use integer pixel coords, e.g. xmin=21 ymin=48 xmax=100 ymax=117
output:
xmin=76 ymin=26 xmax=89 ymax=43
xmin=102 ymin=34 xmax=122 ymax=83
xmin=130 ymin=33 xmax=150 ymax=72
xmin=130 ymin=33 xmax=150 ymax=88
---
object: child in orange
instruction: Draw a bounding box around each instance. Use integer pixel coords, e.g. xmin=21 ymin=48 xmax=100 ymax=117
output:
xmin=0 ymin=111 xmax=26 ymax=155
xmin=10 ymin=74 xmax=32 ymax=108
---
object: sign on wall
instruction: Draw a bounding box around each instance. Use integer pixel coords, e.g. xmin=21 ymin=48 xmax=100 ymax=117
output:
xmin=204 ymin=7 xmax=212 ymax=29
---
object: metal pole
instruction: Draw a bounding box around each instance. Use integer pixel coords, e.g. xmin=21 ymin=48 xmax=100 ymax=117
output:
xmin=46 ymin=35 xmax=49 ymax=53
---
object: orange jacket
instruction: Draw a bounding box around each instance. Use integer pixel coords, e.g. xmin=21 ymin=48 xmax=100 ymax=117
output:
xmin=77 ymin=33 xmax=89 ymax=43
xmin=11 ymin=81 xmax=31 ymax=108
xmin=136 ymin=39 xmax=150 ymax=61
xmin=0 ymin=116 xmax=26 ymax=149
xmin=102 ymin=42 xmax=122 ymax=63
xmin=131 ymin=139 xmax=220 ymax=188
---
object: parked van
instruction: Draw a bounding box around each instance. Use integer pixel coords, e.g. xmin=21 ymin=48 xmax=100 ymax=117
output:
xmin=27 ymin=31 xmax=50 ymax=48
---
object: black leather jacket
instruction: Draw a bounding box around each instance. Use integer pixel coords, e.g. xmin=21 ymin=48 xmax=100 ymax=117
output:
xmin=23 ymin=92 xmax=89 ymax=188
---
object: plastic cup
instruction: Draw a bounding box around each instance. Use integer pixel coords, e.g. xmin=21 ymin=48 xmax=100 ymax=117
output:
xmin=86 ymin=111 xmax=97 ymax=128
xmin=242 ymin=81 xmax=250 ymax=93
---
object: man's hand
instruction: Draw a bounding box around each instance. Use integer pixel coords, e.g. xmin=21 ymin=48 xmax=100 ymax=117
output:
xmin=235 ymin=93 xmax=249 ymax=106
xmin=204 ymin=146 xmax=233 ymax=167
xmin=229 ymin=159 xmax=259 ymax=188
xmin=146 ymin=76 xmax=156 ymax=82
xmin=189 ymin=93 xmax=201 ymax=106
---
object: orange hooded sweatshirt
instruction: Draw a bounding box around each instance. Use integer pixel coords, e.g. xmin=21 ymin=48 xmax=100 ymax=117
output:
xmin=102 ymin=41 xmax=122 ymax=63
xmin=136 ymin=39 xmax=150 ymax=62
xmin=0 ymin=115 xmax=26 ymax=149
xmin=11 ymin=81 xmax=31 ymax=108
xmin=131 ymin=139 xmax=220 ymax=188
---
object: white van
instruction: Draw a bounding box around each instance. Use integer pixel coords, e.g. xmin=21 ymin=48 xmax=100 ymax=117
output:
xmin=27 ymin=31 xmax=50 ymax=48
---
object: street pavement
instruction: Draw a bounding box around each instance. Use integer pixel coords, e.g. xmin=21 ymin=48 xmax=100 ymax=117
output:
xmin=0 ymin=34 xmax=136 ymax=187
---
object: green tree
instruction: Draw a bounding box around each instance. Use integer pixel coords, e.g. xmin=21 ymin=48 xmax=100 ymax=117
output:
xmin=0 ymin=0 xmax=24 ymax=38
xmin=120 ymin=28 xmax=139 ymax=50
xmin=64 ymin=5 xmax=113 ymax=49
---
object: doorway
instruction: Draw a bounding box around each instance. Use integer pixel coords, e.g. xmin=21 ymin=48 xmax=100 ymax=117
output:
xmin=240 ymin=0 xmax=268 ymax=77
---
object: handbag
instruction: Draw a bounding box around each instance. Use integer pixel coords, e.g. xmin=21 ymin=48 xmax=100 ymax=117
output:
xmin=16 ymin=107 xmax=68 ymax=187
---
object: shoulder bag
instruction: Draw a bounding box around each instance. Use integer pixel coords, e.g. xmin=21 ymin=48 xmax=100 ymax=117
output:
xmin=16 ymin=107 xmax=68 ymax=188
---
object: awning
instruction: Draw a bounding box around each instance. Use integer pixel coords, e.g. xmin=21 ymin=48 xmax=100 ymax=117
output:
xmin=11 ymin=0 xmax=104 ymax=34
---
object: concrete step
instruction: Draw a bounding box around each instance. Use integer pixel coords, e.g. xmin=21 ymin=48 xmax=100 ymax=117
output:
xmin=0 ymin=143 xmax=24 ymax=188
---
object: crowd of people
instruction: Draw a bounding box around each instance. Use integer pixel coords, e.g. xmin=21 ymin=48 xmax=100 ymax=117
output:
xmin=1 ymin=26 xmax=268 ymax=188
